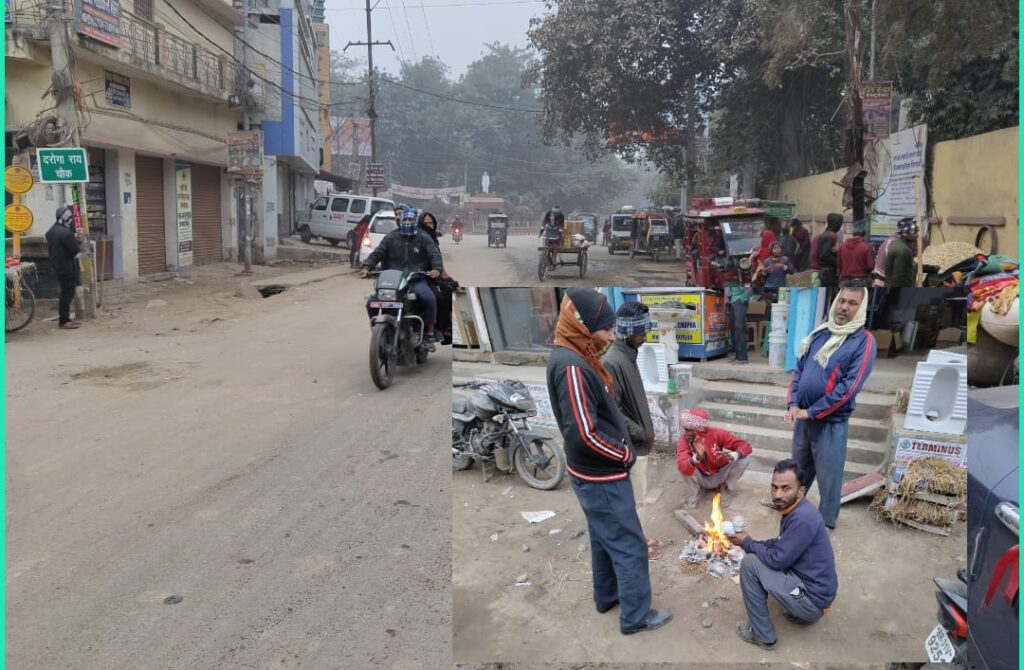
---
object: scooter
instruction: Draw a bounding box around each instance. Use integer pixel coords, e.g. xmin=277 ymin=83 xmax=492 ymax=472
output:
xmin=452 ymin=226 xmax=463 ymax=244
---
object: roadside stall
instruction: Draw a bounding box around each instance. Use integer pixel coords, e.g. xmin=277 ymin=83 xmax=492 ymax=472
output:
xmin=620 ymin=287 xmax=729 ymax=361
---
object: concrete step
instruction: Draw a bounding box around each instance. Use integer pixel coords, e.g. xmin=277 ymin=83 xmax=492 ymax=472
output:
xmin=699 ymin=380 xmax=894 ymax=421
xmin=744 ymin=450 xmax=876 ymax=483
xmin=699 ymin=401 xmax=889 ymax=442
xmin=708 ymin=423 xmax=889 ymax=468
xmin=693 ymin=361 xmax=910 ymax=395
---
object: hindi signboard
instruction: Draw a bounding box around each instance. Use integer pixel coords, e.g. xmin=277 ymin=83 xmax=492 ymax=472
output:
xmin=366 ymin=162 xmax=385 ymax=188
xmin=862 ymin=82 xmax=893 ymax=141
xmin=227 ymin=132 xmax=264 ymax=180
xmin=871 ymin=124 xmax=927 ymax=239
xmin=37 ymin=148 xmax=89 ymax=183
xmin=76 ymin=0 xmax=124 ymax=48
xmin=390 ymin=183 xmax=467 ymax=201
xmin=175 ymin=166 xmax=193 ymax=268
xmin=105 ymin=71 xmax=131 ymax=108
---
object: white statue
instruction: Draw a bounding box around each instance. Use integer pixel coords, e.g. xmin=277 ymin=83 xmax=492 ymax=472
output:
xmin=481 ymin=171 xmax=490 ymax=194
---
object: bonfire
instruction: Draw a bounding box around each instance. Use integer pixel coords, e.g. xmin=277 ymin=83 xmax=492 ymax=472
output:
xmin=679 ymin=493 xmax=746 ymax=577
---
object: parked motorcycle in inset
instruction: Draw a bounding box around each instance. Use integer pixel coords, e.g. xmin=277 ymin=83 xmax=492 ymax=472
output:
xmin=452 ymin=379 xmax=566 ymax=490
xmin=366 ymin=270 xmax=432 ymax=390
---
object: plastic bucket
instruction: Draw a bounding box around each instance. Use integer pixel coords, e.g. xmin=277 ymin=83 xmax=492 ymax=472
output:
xmin=768 ymin=333 xmax=788 ymax=369
xmin=770 ymin=302 xmax=790 ymax=333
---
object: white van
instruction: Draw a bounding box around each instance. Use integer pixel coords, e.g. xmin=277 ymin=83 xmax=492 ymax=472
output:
xmin=300 ymin=193 xmax=395 ymax=247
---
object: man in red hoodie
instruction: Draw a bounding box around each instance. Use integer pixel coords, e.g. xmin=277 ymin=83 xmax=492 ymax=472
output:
xmin=837 ymin=219 xmax=874 ymax=287
xmin=677 ymin=408 xmax=753 ymax=508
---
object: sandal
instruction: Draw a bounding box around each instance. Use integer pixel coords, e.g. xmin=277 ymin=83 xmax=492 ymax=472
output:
xmin=648 ymin=546 xmax=662 ymax=561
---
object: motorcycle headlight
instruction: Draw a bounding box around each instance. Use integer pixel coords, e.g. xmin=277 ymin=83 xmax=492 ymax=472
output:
xmin=377 ymin=289 xmax=397 ymax=301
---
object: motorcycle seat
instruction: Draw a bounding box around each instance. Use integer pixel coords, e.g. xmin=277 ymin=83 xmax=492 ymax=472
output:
xmin=451 ymin=395 xmax=469 ymax=413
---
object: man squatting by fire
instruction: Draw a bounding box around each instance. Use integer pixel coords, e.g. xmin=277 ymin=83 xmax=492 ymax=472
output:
xmin=676 ymin=408 xmax=753 ymax=509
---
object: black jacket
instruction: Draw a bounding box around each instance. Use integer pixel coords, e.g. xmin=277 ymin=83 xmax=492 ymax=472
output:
xmin=45 ymin=224 xmax=81 ymax=279
xmin=547 ymin=345 xmax=635 ymax=482
xmin=362 ymin=229 xmax=442 ymax=275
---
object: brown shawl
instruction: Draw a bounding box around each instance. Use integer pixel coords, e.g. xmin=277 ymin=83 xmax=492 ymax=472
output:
xmin=552 ymin=293 xmax=615 ymax=394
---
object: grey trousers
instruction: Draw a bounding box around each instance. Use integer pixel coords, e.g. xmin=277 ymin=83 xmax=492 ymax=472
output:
xmin=740 ymin=553 xmax=825 ymax=643
xmin=685 ymin=456 xmax=751 ymax=497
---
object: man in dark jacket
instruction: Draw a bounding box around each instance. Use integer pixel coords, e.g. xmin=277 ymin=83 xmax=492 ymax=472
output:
xmin=601 ymin=301 xmax=660 ymax=559
xmin=812 ymin=213 xmax=842 ymax=291
xmin=727 ymin=459 xmax=837 ymax=650
xmin=785 ymin=288 xmax=876 ymax=528
xmin=360 ymin=207 xmax=444 ymax=350
xmin=45 ymin=205 xmax=83 ymax=330
xmin=837 ymin=219 xmax=874 ymax=286
xmin=885 ymin=218 xmax=918 ymax=287
xmin=789 ymin=218 xmax=811 ymax=271
xmin=547 ymin=288 xmax=672 ymax=635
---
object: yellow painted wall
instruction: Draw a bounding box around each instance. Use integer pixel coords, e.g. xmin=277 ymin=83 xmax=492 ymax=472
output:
xmin=776 ymin=168 xmax=846 ymax=235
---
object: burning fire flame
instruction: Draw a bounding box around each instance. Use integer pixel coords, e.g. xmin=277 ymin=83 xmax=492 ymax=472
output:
xmin=702 ymin=493 xmax=731 ymax=557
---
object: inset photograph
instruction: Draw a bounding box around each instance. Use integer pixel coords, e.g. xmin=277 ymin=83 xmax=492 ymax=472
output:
xmin=452 ymin=286 xmax=970 ymax=664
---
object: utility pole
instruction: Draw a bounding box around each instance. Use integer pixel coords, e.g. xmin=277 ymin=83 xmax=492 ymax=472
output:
xmin=868 ymin=0 xmax=876 ymax=81
xmin=237 ymin=9 xmax=255 ymax=274
xmin=47 ymin=0 xmax=96 ymax=318
xmin=844 ymin=0 xmax=867 ymax=223
xmin=344 ymin=1 xmax=393 ymax=197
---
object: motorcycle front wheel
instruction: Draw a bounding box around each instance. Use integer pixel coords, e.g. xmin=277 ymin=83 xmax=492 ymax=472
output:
xmin=514 ymin=439 xmax=566 ymax=490
xmin=369 ymin=322 xmax=396 ymax=389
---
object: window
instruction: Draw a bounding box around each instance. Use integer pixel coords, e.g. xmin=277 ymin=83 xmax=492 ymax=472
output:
xmin=134 ymin=0 xmax=153 ymax=21
xmin=312 ymin=197 xmax=328 ymax=211
xmin=330 ymin=197 xmax=350 ymax=212
xmin=371 ymin=217 xmax=397 ymax=234
xmin=482 ymin=288 xmax=562 ymax=351
xmin=369 ymin=200 xmax=392 ymax=215
xmin=350 ymin=198 xmax=367 ymax=214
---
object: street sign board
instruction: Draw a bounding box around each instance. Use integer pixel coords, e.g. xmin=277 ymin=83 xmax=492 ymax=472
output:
xmin=5 ymin=204 xmax=34 ymax=233
xmin=227 ymin=131 xmax=264 ymax=180
xmin=366 ymin=162 xmax=385 ymax=188
xmin=5 ymin=165 xmax=34 ymax=194
xmin=37 ymin=148 xmax=90 ymax=183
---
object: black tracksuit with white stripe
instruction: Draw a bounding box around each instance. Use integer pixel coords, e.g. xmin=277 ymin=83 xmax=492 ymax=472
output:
xmin=546 ymin=346 xmax=636 ymax=482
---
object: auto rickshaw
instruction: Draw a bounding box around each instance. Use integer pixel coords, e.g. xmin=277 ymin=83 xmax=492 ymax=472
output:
xmin=629 ymin=212 xmax=672 ymax=262
xmin=607 ymin=211 xmax=634 ymax=254
xmin=487 ymin=213 xmax=508 ymax=248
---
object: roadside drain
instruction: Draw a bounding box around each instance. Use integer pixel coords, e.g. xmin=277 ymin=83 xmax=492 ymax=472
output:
xmin=257 ymin=285 xmax=287 ymax=298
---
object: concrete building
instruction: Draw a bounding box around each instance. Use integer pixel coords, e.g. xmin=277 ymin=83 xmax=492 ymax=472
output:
xmin=312 ymin=22 xmax=331 ymax=174
xmin=5 ymin=0 xmax=248 ymax=279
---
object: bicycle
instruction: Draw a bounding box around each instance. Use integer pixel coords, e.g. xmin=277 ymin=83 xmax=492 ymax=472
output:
xmin=5 ymin=262 xmax=37 ymax=333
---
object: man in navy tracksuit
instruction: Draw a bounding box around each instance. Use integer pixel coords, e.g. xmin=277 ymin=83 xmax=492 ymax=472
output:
xmin=727 ymin=459 xmax=837 ymax=649
xmin=785 ymin=288 xmax=876 ymax=528
xmin=546 ymin=288 xmax=673 ymax=635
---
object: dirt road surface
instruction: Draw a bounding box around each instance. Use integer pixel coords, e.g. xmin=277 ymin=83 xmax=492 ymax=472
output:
xmin=453 ymin=450 xmax=965 ymax=665
xmin=443 ymin=233 xmax=687 ymax=287
xmin=7 ymin=264 xmax=451 ymax=669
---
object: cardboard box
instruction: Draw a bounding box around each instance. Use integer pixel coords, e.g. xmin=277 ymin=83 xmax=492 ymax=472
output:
xmin=935 ymin=327 xmax=964 ymax=348
xmin=747 ymin=301 xmax=768 ymax=317
xmin=872 ymin=330 xmax=902 ymax=358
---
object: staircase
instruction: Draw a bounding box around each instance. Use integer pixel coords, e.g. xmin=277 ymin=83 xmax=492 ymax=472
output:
xmin=696 ymin=379 xmax=895 ymax=482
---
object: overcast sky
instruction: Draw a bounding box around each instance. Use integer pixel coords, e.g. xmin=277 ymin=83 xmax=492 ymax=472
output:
xmin=324 ymin=0 xmax=549 ymax=77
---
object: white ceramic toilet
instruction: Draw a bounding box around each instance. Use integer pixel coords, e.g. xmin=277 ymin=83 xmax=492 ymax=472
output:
xmin=903 ymin=351 xmax=968 ymax=436
xmin=638 ymin=342 xmax=669 ymax=393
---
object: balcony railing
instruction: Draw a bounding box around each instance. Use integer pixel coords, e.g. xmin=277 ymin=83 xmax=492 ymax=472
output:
xmin=121 ymin=13 xmax=230 ymax=93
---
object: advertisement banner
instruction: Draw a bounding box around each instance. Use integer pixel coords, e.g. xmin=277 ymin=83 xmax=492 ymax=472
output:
xmin=175 ymin=166 xmax=193 ymax=268
xmin=639 ymin=294 xmax=703 ymax=344
xmin=871 ymin=124 xmax=927 ymax=239
xmin=893 ymin=436 xmax=967 ymax=469
xmin=366 ymin=162 xmax=385 ymax=188
xmin=862 ymin=82 xmax=893 ymax=141
xmin=76 ymin=0 xmax=123 ymax=48
xmin=330 ymin=117 xmax=372 ymax=157
xmin=390 ymin=183 xmax=468 ymax=201
xmin=227 ymin=131 xmax=264 ymax=180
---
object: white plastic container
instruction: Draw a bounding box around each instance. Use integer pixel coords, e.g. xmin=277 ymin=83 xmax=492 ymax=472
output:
xmin=768 ymin=333 xmax=788 ymax=369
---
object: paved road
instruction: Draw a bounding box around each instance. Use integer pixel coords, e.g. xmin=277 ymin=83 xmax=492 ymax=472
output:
xmin=443 ymin=233 xmax=688 ymax=287
xmin=7 ymin=272 xmax=451 ymax=669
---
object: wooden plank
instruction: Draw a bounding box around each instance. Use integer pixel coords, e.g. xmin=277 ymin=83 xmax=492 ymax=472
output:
xmin=899 ymin=518 xmax=952 ymax=537
xmin=841 ymin=472 xmax=885 ymax=504
xmin=673 ymin=509 xmax=704 ymax=537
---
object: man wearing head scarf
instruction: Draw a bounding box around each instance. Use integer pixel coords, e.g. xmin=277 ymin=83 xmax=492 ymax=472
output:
xmin=601 ymin=302 xmax=660 ymax=559
xmin=884 ymin=218 xmax=919 ymax=287
xmin=45 ymin=205 xmax=84 ymax=330
xmin=784 ymin=288 xmax=877 ymax=528
xmin=677 ymin=408 xmax=753 ymax=508
xmin=546 ymin=289 xmax=673 ymax=635
xmin=837 ymin=219 xmax=874 ymax=287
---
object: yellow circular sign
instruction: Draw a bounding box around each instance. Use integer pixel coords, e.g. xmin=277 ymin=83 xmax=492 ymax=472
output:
xmin=5 ymin=204 xmax=34 ymax=233
xmin=5 ymin=165 xmax=34 ymax=194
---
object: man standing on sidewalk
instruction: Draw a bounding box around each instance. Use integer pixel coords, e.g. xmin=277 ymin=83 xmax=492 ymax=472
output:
xmin=546 ymin=288 xmax=672 ymax=635
xmin=784 ymin=288 xmax=876 ymax=529
xmin=727 ymin=280 xmax=752 ymax=364
xmin=885 ymin=218 xmax=919 ymax=287
xmin=45 ymin=206 xmax=83 ymax=330
xmin=837 ymin=219 xmax=874 ymax=287
xmin=676 ymin=408 xmax=753 ymax=508
xmin=602 ymin=301 xmax=661 ymax=560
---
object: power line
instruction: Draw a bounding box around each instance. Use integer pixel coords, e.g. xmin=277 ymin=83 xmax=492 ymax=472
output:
xmin=419 ymin=1 xmax=438 ymax=60
xmin=398 ymin=0 xmax=418 ymax=61
xmin=383 ymin=1 xmax=408 ymax=61
xmin=380 ymin=78 xmax=541 ymax=112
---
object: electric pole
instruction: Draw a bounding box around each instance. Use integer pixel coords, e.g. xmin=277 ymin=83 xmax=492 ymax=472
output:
xmin=235 ymin=7 xmax=257 ymax=274
xmin=47 ymin=0 xmax=96 ymax=318
xmin=844 ymin=0 xmax=867 ymax=223
xmin=345 ymin=1 xmax=393 ymax=197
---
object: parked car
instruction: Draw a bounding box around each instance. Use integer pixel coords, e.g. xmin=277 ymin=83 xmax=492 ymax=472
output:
xmin=965 ymin=384 xmax=1018 ymax=670
xmin=358 ymin=210 xmax=399 ymax=265
xmin=300 ymin=193 xmax=395 ymax=247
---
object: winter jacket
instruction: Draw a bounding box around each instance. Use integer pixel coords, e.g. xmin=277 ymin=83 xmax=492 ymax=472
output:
xmin=787 ymin=328 xmax=877 ymax=423
xmin=740 ymin=497 xmax=838 ymax=610
xmin=45 ymin=224 xmax=81 ymax=279
xmin=812 ymin=231 xmax=838 ymax=271
xmin=547 ymin=346 xmax=635 ymax=482
xmin=601 ymin=340 xmax=655 ymax=456
xmin=838 ymin=236 xmax=875 ymax=280
xmin=791 ymin=227 xmax=811 ymax=270
xmin=763 ymin=255 xmax=796 ymax=288
xmin=885 ymin=237 xmax=916 ymax=287
xmin=872 ymin=236 xmax=897 ymax=279
xmin=676 ymin=426 xmax=752 ymax=477
xmin=362 ymin=228 xmax=442 ymax=276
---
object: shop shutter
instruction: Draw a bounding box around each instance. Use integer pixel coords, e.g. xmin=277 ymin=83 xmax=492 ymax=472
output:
xmin=135 ymin=155 xmax=167 ymax=275
xmin=190 ymin=164 xmax=223 ymax=265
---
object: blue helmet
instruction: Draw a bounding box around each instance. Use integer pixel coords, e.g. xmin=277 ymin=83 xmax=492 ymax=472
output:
xmin=399 ymin=207 xmax=418 ymax=236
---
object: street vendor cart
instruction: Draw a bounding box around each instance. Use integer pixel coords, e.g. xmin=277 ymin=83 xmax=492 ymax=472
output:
xmin=538 ymin=223 xmax=589 ymax=281
xmin=622 ymin=287 xmax=729 ymax=361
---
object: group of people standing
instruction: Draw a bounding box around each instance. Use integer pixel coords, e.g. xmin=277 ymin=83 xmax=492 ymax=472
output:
xmin=545 ymin=287 xmax=875 ymax=648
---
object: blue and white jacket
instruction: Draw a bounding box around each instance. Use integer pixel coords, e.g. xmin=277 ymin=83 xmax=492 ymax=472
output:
xmin=787 ymin=328 xmax=877 ymax=423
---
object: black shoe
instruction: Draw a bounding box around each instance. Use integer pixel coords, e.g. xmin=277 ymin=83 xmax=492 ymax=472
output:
xmin=783 ymin=611 xmax=812 ymax=626
xmin=596 ymin=600 xmax=619 ymax=614
xmin=621 ymin=608 xmax=673 ymax=635
xmin=423 ymin=340 xmax=436 ymax=353
xmin=735 ymin=622 xmax=777 ymax=649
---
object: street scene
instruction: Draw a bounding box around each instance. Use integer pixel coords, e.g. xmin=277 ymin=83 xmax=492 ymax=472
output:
xmin=451 ymin=286 xmax=980 ymax=664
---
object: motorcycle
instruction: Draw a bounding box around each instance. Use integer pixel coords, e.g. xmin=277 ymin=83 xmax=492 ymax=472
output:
xmin=886 ymin=568 xmax=970 ymax=670
xmin=452 ymin=227 xmax=463 ymax=244
xmin=366 ymin=269 xmax=433 ymax=390
xmin=452 ymin=379 xmax=566 ymax=490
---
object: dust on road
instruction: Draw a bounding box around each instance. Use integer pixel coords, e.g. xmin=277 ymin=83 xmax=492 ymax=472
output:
xmin=452 ymin=450 xmax=965 ymax=665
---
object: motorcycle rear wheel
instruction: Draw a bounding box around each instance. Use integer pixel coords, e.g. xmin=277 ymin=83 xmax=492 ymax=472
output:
xmin=514 ymin=440 xmax=566 ymax=490
xmin=369 ymin=323 xmax=395 ymax=389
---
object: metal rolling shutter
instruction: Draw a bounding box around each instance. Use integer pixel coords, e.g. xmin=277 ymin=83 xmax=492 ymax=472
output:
xmin=190 ymin=164 xmax=223 ymax=265
xmin=135 ymin=155 xmax=166 ymax=275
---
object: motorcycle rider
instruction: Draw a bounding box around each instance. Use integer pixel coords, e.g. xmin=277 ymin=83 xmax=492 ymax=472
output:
xmin=360 ymin=207 xmax=444 ymax=352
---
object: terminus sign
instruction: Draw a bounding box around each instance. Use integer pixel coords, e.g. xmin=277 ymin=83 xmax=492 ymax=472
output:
xmin=37 ymin=148 xmax=89 ymax=183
